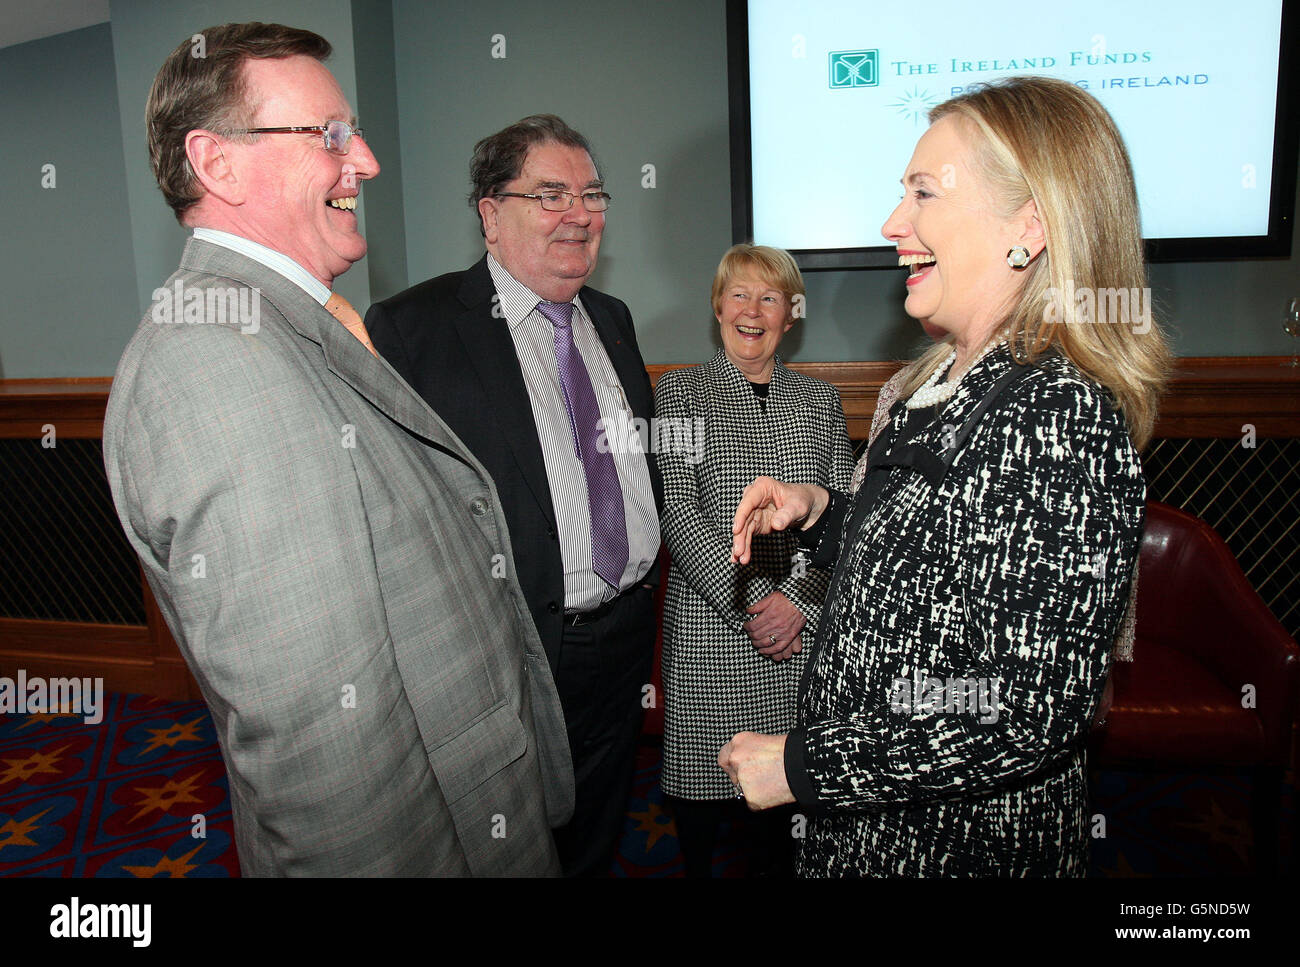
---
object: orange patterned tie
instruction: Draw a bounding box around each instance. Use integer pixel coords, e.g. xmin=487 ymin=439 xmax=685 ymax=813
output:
xmin=325 ymin=292 xmax=378 ymax=357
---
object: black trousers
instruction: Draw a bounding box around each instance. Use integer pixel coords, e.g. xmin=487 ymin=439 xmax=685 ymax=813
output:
xmin=551 ymin=585 xmax=656 ymax=877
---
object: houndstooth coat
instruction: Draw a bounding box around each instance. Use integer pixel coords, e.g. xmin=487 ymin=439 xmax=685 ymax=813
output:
xmin=786 ymin=345 xmax=1145 ymax=876
xmin=656 ymin=350 xmax=854 ymax=799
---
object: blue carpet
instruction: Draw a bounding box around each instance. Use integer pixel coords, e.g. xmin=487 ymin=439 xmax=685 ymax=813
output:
xmin=2 ymin=693 xmax=1292 ymax=876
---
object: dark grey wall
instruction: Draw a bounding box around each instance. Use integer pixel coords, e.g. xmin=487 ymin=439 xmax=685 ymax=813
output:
xmin=351 ymin=0 xmax=407 ymax=300
xmin=388 ymin=0 xmax=739 ymax=365
xmin=1 ymin=1 xmax=1296 ymax=378
xmin=1149 ymin=236 xmax=1300 ymax=356
xmin=4 ymin=23 xmax=139 ymax=379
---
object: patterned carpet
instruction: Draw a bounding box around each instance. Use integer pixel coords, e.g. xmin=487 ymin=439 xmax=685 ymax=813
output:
xmin=0 ymin=694 xmax=236 ymax=877
xmin=1 ymin=693 xmax=1291 ymax=877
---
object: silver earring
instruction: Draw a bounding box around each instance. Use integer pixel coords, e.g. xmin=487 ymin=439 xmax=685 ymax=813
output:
xmin=1006 ymin=245 xmax=1031 ymax=269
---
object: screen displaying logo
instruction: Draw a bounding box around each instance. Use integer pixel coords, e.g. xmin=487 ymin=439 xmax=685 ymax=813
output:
xmin=829 ymin=49 xmax=878 ymax=88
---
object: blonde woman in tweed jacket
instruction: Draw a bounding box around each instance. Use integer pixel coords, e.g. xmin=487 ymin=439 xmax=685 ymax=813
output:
xmin=722 ymin=78 xmax=1169 ymax=877
xmin=656 ymin=245 xmax=853 ymax=876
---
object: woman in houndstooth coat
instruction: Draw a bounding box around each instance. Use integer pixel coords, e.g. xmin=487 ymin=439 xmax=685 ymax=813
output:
xmin=656 ymin=245 xmax=853 ymax=876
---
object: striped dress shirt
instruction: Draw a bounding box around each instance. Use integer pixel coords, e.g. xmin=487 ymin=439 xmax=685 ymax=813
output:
xmin=487 ymin=255 xmax=659 ymax=612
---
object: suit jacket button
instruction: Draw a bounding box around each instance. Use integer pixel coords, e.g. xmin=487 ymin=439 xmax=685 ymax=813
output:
xmin=470 ymin=497 xmax=488 ymax=517
xmin=547 ymin=602 xmax=559 ymax=614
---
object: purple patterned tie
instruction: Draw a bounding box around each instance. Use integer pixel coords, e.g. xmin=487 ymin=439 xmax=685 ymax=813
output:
xmin=537 ymin=300 xmax=629 ymax=587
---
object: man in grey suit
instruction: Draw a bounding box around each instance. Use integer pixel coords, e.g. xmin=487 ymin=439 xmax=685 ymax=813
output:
xmin=103 ymin=22 xmax=572 ymax=876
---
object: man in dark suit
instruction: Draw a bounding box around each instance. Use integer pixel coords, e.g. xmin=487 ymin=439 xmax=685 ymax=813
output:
xmin=105 ymin=25 xmax=571 ymax=875
xmin=366 ymin=115 xmax=662 ymax=876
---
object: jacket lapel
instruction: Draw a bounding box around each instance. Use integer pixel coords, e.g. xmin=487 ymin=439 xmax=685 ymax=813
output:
xmin=588 ymin=300 xmax=639 ymax=405
xmin=317 ymin=311 xmax=482 ymax=460
xmin=451 ymin=258 xmax=557 ymax=526
xmin=588 ymin=295 xmax=663 ymax=510
xmin=180 ymin=238 xmax=480 ymax=463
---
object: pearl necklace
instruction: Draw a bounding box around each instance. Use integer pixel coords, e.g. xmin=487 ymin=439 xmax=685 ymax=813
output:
xmin=905 ymin=338 xmax=1007 ymax=410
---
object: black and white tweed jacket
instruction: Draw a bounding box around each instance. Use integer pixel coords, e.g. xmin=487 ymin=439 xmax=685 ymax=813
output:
xmin=786 ymin=344 xmax=1145 ymax=876
xmin=656 ymin=350 xmax=854 ymax=799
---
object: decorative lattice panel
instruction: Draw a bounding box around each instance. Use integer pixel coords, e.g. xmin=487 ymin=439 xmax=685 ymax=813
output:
xmin=1143 ymin=438 xmax=1299 ymax=640
xmin=2 ymin=432 xmax=1295 ymax=640
xmin=0 ymin=438 xmax=146 ymax=625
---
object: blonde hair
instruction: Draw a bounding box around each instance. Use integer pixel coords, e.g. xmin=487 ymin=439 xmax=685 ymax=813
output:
xmin=711 ymin=244 xmax=806 ymax=319
xmin=898 ymin=76 xmax=1170 ymax=448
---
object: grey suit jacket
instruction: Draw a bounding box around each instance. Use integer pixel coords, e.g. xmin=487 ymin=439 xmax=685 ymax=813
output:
xmin=103 ymin=238 xmax=574 ymax=876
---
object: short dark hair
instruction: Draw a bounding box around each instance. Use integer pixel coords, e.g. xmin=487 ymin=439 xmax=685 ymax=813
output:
xmin=467 ymin=115 xmax=598 ymax=235
xmin=146 ymin=22 xmax=332 ymax=222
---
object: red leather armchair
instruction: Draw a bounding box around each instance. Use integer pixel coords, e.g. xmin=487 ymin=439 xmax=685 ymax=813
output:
xmin=1091 ymin=501 xmax=1300 ymax=874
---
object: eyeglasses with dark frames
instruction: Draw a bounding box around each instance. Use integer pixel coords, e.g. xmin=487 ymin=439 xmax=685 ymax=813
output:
xmin=230 ymin=119 xmax=364 ymax=156
xmin=493 ymin=189 xmax=612 ymax=212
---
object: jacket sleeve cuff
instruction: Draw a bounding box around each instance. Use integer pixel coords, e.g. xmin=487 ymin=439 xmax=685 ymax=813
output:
xmin=797 ymin=489 xmax=849 ymax=569
xmin=784 ymin=727 xmax=818 ymax=808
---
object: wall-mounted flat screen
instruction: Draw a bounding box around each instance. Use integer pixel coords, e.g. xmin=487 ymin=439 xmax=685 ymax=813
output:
xmin=728 ymin=0 xmax=1298 ymax=267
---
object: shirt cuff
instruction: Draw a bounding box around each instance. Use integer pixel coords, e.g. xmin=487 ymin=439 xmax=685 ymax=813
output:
xmin=784 ymin=727 xmax=818 ymax=808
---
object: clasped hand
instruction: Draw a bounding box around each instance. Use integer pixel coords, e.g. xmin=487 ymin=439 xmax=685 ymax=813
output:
xmin=718 ymin=731 xmax=794 ymax=810
xmin=744 ymin=591 xmax=805 ymax=662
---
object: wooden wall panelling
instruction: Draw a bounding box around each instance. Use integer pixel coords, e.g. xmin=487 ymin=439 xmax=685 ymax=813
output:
xmin=2 ymin=358 xmax=1295 ymax=700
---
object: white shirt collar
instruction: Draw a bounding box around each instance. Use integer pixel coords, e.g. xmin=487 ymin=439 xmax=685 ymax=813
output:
xmin=192 ymin=228 xmax=333 ymax=305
